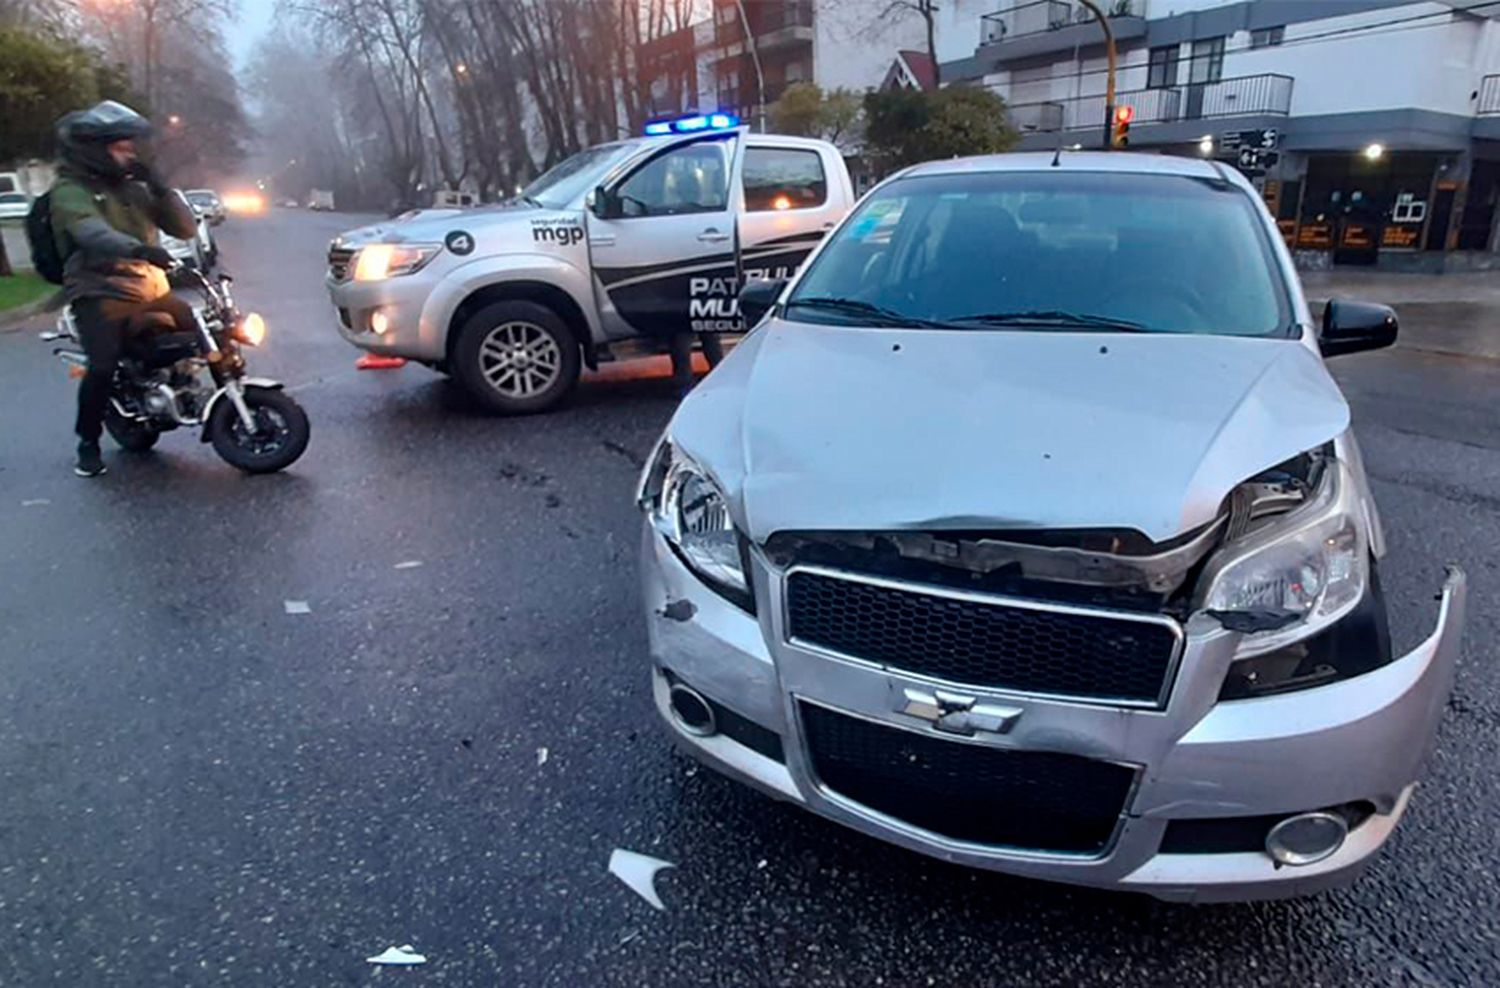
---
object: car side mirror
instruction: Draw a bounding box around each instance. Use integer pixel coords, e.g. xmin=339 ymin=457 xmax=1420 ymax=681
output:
xmin=591 ymin=185 xmax=622 ymax=220
xmin=1320 ymin=299 xmax=1398 ymax=357
xmin=739 ymin=277 xmax=788 ymax=328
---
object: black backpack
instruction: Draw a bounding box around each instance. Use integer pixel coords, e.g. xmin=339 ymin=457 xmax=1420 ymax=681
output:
xmin=25 ymin=191 xmax=67 ymax=285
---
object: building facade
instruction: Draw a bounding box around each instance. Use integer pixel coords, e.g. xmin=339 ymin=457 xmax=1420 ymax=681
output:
xmin=937 ymin=0 xmax=1500 ymax=268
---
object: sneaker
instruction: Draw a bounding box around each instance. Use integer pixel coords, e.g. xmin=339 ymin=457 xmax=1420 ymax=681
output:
xmin=74 ymin=441 xmax=106 ymax=478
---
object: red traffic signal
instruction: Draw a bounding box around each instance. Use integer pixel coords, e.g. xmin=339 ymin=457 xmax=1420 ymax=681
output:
xmin=1112 ymin=104 xmax=1134 ymax=147
xmin=1114 ymin=104 xmax=1135 ymax=125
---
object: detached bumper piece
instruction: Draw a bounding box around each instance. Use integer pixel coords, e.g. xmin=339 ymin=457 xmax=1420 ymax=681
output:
xmin=801 ymin=702 xmax=1135 ymax=854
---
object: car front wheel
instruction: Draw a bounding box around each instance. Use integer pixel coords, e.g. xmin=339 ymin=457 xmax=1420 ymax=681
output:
xmin=452 ymin=300 xmax=580 ymax=415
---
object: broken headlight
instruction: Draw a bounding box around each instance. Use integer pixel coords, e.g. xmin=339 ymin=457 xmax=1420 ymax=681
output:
xmin=1201 ymin=461 xmax=1368 ymax=659
xmin=638 ymin=440 xmax=754 ymax=611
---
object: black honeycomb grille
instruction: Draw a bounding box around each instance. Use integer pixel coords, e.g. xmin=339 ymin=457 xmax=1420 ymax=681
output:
xmin=801 ymin=703 xmax=1135 ymax=852
xmin=786 ymin=571 xmax=1179 ymax=704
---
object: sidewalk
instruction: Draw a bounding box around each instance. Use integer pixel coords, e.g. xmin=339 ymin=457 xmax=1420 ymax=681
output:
xmin=1300 ymin=269 xmax=1500 ymax=361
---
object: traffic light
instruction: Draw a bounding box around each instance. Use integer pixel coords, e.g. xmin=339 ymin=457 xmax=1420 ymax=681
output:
xmin=1112 ymin=104 xmax=1134 ymax=148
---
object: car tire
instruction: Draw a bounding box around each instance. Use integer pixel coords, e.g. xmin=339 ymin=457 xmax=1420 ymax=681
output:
xmin=452 ymin=300 xmax=580 ymax=415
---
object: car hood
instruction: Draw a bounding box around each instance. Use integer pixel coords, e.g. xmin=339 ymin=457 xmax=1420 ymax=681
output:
xmin=671 ymin=321 xmax=1350 ymax=545
xmin=332 ymin=202 xmax=548 ymax=248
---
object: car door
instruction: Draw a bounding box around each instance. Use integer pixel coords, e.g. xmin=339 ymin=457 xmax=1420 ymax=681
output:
xmin=737 ymin=142 xmax=843 ymax=294
xmin=587 ymin=134 xmax=741 ymax=340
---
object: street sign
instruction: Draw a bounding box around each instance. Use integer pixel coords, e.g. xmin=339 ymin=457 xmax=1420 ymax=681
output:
xmin=1236 ymin=148 xmax=1280 ymax=174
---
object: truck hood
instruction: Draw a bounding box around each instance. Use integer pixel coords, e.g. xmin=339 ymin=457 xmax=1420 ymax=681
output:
xmin=332 ymin=201 xmax=554 ymax=248
xmin=671 ymin=321 xmax=1350 ymax=545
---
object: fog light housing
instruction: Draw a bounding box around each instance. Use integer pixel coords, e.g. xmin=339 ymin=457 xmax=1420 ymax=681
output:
xmin=1265 ymin=811 xmax=1348 ymax=866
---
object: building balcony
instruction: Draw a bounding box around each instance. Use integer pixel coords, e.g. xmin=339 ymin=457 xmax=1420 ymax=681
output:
xmin=714 ymin=1 xmax=814 ymax=55
xmin=1479 ymin=74 xmax=1500 ymax=115
xmin=979 ymin=0 xmax=1145 ymax=62
xmin=1005 ymin=74 xmax=1294 ymax=134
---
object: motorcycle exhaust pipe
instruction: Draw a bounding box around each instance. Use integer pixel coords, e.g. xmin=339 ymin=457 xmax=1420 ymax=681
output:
xmin=667 ymin=683 xmax=718 ymax=737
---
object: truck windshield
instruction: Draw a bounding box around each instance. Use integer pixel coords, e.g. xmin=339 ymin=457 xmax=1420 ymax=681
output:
xmin=786 ymin=170 xmax=1291 ymax=338
xmin=521 ymin=144 xmax=632 ymax=209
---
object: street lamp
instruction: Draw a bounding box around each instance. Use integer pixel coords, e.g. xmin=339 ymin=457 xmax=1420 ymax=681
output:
xmin=167 ymin=114 xmax=182 ymax=127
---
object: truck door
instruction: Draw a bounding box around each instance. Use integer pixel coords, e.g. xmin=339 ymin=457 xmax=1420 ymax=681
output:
xmin=587 ymin=134 xmax=741 ymax=339
xmin=737 ymin=143 xmax=843 ymax=292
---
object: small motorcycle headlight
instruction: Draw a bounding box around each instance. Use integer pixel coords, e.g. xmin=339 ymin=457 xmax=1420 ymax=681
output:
xmin=238 ymin=312 xmax=267 ymax=347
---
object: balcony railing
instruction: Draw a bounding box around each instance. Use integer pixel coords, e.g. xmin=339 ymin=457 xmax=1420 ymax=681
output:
xmin=1480 ymin=74 xmax=1500 ymax=115
xmin=981 ymin=0 xmax=1135 ymax=46
xmin=1004 ymin=74 xmax=1293 ymax=133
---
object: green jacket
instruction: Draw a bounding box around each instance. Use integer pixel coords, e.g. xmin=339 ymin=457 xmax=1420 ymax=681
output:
xmin=51 ymin=166 xmax=198 ymax=303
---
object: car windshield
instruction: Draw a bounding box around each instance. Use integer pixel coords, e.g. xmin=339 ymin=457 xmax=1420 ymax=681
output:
xmin=520 ymin=143 xmax=633 ymax=208
xmin=786 ymin=169 xmax=1291 ymax=338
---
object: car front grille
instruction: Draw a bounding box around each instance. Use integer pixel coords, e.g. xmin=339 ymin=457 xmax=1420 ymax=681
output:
xmin=785 ymin=570 xmax=1181 ymax=705
xmin=800 ymin=702 xmax=1135 ymax=853
xmin=327 ymin=245 xmax=355 ymax=281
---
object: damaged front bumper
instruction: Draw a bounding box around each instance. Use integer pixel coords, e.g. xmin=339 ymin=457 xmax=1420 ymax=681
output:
xmin=642 ymin=524 xmax=1467 ymax=903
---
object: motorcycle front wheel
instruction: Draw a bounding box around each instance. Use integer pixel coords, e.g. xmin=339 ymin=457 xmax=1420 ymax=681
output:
xmin=206 ymin=385 xmax=310 ymax=474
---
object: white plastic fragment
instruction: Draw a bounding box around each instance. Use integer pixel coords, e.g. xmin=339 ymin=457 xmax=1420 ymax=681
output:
xmin=394 ymin=560 xmax=423 ymax=570
xmin=283 ymin=600 xmax=311 ymax=615
xmin=21 ymin=499 xmax=50 ymax=507
xmin=367 ymin=944 xmax=427 ymax=966
xmin=609 ymin=848 xmax=675 ymax=911
xmin=536 ymin=747 xmax=549 ymax=766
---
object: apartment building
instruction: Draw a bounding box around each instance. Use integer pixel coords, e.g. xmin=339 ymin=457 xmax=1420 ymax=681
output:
xmin=937 ymin=0 xmax=1500 ymax=268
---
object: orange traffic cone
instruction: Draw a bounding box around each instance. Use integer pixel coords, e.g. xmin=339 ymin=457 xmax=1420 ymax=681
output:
xmin=356 ymin=353 xmax=407 ymax=370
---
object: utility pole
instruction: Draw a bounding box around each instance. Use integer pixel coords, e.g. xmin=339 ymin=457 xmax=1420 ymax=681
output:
xmin=1076 ymin=0 xmax=1116 ymax=149
xmin=733 ymin=0 xmax=767 ymax=132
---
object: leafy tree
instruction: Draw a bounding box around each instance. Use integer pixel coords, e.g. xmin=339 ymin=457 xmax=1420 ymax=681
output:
xmin=769 ymin=83 xmax=864 ymax=149
xmin=863 ymin=86 xmax=1017 ymax=174
xmin=0 ymin=27 xmax=104 ymax=161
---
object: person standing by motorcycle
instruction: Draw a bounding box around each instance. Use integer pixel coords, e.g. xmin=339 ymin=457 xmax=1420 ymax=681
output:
xmin=49 ymin=101 xmax=197 ymax=477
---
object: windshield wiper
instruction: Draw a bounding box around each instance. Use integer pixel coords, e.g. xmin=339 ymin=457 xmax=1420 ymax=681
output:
xmin=947 ymin=310 xmax=1151 ymax=333
xmin=787 ymin=296 xmax=949 ymax=329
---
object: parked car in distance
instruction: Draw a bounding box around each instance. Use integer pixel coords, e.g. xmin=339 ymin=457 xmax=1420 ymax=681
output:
xmin=162 ymin=190 xmax=216 ymax=270
xmin=638 ymin=151 xmax=1467 ymax=904
xmin=307 ymin=189 xmax=335 ymax=211
xmin=431 ymin=189 xmax=480 ymax=208
xmin=186 ymin=189 xmax=226 ymax=225
xmin=0 ymin=190 xmax=30 ymax=220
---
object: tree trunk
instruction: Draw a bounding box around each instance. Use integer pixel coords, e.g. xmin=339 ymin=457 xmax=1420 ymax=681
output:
xmin=0 ymin=236 xmax=13 ymax=279
xmin=925 ymin=1 xmax=940 ymax=87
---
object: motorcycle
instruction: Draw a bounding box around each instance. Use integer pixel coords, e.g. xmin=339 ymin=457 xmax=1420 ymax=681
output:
xmin=43 ymin=267 xmax=311 ymax=473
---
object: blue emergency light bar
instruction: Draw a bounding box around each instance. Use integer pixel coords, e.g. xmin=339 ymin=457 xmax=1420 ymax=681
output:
xmin=644 ymin=112 xmax=739 ymax=137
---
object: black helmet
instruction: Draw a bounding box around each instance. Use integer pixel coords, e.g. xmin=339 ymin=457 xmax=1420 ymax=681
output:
xmin=56 ymin=101 xmax=154 ymax=181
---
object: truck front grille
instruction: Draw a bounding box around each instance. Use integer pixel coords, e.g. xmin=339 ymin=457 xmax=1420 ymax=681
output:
xmin=800 ymin=702 xmax=1135 ymax=853
xmin=785 ymin=570 xmax=1181 ymax=706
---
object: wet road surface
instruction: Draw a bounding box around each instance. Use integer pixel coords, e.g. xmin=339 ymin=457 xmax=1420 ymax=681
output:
xmin=0 ymin=210 xmax=1496 ymax=985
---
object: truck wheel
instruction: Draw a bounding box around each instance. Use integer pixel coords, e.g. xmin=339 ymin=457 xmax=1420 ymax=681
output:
xmin=452 ymin=301 xmax=580 ymax=415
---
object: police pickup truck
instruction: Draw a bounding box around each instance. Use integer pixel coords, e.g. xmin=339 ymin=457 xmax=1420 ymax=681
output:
xmin=325 ymin=115 xmax=854 ymax=413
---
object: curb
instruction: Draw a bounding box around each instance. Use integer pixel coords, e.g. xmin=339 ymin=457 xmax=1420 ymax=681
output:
xmin=0 ymin=296 xmax=51 ymax=334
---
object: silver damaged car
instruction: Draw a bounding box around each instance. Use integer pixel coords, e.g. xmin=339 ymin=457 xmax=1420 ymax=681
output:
xmin=636 ymin=152 xmax=1467 ymax=903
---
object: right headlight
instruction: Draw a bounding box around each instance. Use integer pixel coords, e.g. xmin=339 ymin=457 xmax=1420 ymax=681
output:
xmin=638 ymin=439 xmax=754 ymax=612
xmin=1200 ymin=461 xmax=1368 ymax=659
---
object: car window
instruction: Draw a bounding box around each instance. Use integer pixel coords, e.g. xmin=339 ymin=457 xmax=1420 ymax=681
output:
xmin=0 ymin=193 xmax=26 ymax=203
xmin=743 ymin=147 xmax=827 ymax=211
xmin=522 ymin=143 xmax=632 ymax=208
xmin=615 ymin=141 xmax=730 ymax=217
xmin=787 ymin=170 xmax=1290 ymax=338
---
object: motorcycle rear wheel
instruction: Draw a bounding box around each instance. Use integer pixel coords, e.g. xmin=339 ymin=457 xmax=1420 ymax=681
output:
xmin=206 ymin=386 xmax=310 ymax=474
xmin=104 ymin=409 xmax=160 ymax=452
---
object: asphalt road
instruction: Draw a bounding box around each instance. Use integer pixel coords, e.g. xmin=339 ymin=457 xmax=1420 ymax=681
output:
xmin=0 ymin=210 xmax=1496 ymax=986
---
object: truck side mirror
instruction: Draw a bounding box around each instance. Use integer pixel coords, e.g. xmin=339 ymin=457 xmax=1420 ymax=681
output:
xmin=591 ymin=185 xmax=621 ymax=220
xmin=739 ymin=277 xmax=788 ymax=328
xmin=1320 ymin=299 xmax=1398 ymax=357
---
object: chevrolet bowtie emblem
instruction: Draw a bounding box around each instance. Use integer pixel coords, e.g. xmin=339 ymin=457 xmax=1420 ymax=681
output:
xmin=898 ymin=688 xmax=1022 ymax=737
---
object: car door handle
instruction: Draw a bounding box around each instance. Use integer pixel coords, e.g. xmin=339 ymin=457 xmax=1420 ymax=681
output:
xmin=590 ymin=234 xmax=616 ymax=247
xmin=697 ymin=228 xmax=730 ymax=243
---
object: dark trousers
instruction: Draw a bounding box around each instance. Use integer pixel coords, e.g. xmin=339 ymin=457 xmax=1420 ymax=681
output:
xmin=668 ymin=332 xmax=725 ymax=393
xmin=73 ymin=294 xmax=197 ymax=442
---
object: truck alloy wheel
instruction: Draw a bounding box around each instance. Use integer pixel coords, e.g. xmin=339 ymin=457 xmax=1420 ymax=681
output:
xmin=453 ymin=300 xmax=580 ymax=414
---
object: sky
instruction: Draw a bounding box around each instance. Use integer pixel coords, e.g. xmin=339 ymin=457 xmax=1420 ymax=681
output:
xmin=228 ymin=0 xmax=278 ymax=72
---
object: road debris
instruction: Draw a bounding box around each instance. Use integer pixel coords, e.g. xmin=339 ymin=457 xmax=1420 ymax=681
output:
xmin=536 ymin=746 xmax=549 ymax=766
xmin=608 ymin=849 xmax=674 ymax=911
xmin=394 ymin=560 xmax=423 ymax=570
xmin=283 ymin=600 xmax=311 ymax=615
xmin=367 ymin=944 xmax=427 ymax=966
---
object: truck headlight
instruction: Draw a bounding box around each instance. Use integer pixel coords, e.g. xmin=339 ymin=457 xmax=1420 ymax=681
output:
xmin=638 ymin=439 xmax=754 ymax=611
xmin=353 ymin=243 xmax=440 ymax=281
xmin=1201 ymin=462 xmax=1368 ymax=658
